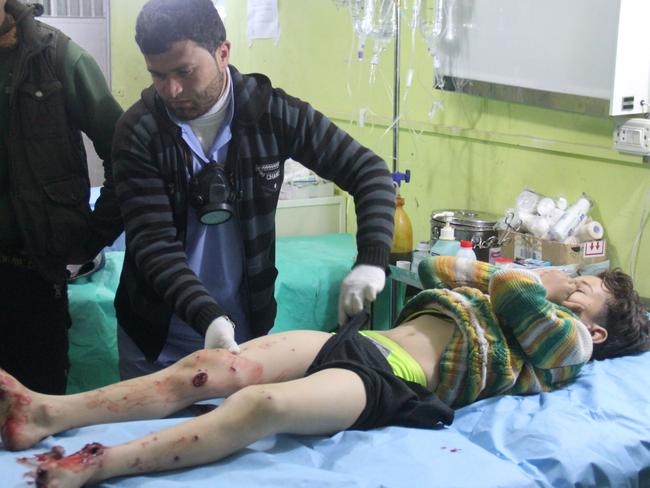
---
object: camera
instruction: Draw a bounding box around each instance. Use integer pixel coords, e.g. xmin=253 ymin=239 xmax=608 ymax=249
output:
xmin=188 ymin=162 xmax=235 ymax=225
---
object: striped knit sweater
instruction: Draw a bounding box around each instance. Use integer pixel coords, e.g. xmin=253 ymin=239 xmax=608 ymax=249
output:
xmin=395 ymin=257 xmax=593 ymax=408
xmin=112 ymin=66 xmax=395 ymax=361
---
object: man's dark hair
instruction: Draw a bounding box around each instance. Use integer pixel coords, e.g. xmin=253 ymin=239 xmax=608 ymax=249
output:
xmin=591 ymin=268 xmax=650 ymax=360
xmin=135 ymin=0 xmax=226 ymax=55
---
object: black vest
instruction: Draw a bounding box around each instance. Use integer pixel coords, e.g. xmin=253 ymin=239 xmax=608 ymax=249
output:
xmin=6 ymin=1 xmax=92 ymax=283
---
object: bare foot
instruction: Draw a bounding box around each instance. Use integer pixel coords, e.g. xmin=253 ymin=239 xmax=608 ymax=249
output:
xmin=0 ymin=370 xmax=57 ymax=450
xmin=20 ymin=443 xmax=105 ymax=488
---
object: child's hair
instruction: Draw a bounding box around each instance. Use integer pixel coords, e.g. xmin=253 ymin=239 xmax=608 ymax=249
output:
xmin=591 ymin=268 xmax=650 ymax=360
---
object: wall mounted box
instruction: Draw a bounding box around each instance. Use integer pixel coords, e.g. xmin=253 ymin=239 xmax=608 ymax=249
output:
xmin=435 ymin=0 xmax=650 ymax=116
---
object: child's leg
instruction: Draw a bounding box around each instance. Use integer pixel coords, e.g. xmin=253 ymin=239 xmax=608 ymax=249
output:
xmin=30 ymin=368 xmax=367 ymax=488
xmin=1 ymin=330 xmax=330 ymax=451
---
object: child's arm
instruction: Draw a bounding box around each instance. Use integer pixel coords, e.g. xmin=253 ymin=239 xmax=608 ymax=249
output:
xmin=489 ymin=268 xmax=593 ymax=368
xmin=418 ymin=256 xmax=497 ymax=292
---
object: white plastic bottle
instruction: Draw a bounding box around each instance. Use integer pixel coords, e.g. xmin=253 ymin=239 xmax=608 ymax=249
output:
xmin=456 ymin=240 xmax=477 ymax=260
xmin=548 ymin=194 xmax=592 ymax=242
xmin=411 ymin=240 xmax=432 ymax=273
xmin=430 ymin=223 xmax=461 ymax=257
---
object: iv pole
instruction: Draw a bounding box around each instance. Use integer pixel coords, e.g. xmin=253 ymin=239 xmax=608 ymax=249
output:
xmin=391 ymin=0 xmax=410 ymax=184
xmin=392 ymin=0 xmax=401 ymax=174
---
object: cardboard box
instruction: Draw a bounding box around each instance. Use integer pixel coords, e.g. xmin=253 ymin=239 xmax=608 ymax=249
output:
xmin=498 ymin=231 xmax=607 ymax=266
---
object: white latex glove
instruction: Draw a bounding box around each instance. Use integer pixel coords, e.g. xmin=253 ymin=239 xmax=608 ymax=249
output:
xmin=204 ymin=316 xmax=241 ymax=353
xmin=338 ymin=264 xmax=386 ymax=326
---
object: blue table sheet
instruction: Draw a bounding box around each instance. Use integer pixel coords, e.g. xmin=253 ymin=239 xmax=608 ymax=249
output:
xmin=2 ymin=350 xmax=649 ymax=487
xmin=6 ymin=233 xmax=648 ymax=487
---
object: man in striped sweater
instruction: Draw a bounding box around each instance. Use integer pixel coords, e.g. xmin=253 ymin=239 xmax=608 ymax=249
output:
xmin=111 ymin=0 xmax=396 ymax=379
xmin=4 ymin=257 xmax=648 ymax=486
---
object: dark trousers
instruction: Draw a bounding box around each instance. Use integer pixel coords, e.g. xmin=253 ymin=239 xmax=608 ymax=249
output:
xmin=0 ymin=261 xmax=70 ymax=394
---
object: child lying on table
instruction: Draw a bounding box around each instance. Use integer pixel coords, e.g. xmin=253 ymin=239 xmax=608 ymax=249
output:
xmin=1 ymin=257 xmax=648 ymax=487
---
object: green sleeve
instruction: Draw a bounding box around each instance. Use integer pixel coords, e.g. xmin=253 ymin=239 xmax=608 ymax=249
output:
xmin=61 ymin=39 xmax=124 ymax=258
xmin=489 ymin=268 xmax=593 ymax=369
xmin=418 ymin=256 xmax=497 ymax=292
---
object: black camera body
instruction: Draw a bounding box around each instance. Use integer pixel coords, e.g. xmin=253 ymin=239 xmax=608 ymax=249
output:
xmin=188 ymin=162 xmax=235 ymax=225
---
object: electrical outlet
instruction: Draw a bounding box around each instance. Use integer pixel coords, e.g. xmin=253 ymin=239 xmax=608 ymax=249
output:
xmin=614 ymin=118 xmax=650 ymax=156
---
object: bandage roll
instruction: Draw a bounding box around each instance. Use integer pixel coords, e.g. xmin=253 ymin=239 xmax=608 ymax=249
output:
xmin=527 ymin=215 xmax=550 ymax=238
xmin=549 ymin=196 xmax=591 ymax=242
xmin=555 ymin=196 xmax=568 ymax=211
xmin=536 ymin=197 xmax=556 ymax=216
xmin=516 ymin=190 xmax=541 ymax=214
xmin=574 ymin=220 xmax=604 ymax=241
xmin=546 ymin=207 xmax=564 ymax=226
xmin=517 ymin=211 xmax=535 ymax=233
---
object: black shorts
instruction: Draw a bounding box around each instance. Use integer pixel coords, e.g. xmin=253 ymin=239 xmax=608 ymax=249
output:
xmin=305 ymin=312 xmax=454 ymax=431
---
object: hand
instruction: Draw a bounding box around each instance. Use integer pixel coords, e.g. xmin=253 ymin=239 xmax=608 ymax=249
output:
xmin=204 ymin=316 xmax=240 ymax=353
xmin=338 ymin=264 xmax=386 ymax=326
xmin=536 ymin=268 xmax=576 ymax=305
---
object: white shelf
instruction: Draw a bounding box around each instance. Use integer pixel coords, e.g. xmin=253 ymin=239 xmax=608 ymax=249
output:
xmin=276 ymin=196 xmax=347 ymax=237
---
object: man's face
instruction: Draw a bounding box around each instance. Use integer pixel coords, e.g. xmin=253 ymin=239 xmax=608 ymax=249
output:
xmin=145 ymin=39 xmax=230 ymax=121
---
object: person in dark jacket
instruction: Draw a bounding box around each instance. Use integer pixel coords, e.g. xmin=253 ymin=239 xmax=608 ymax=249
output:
xmin=112 ymin=0 xmax=396 ymax=379
xmin=0 ymin=0 xmax=124 ymax=394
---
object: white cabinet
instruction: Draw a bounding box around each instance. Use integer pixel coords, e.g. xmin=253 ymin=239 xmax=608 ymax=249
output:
xmin=276 ymin=196 xmax=347 ymax=237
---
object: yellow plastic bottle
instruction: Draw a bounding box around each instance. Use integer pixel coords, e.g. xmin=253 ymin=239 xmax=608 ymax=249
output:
xmin=390 ymin=193 xmax=413 ymax=264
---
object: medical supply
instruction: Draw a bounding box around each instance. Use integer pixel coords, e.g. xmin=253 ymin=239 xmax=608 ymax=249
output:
xmin=411 ymin=240 xmax=431 ymax=272
xmin=516 ymin=189 xmax=542 ymax=214
xmin=430 ymin=222 xmax=460 ymax=256
xmin=430 ymin=209 xmax=499 ymax=261
xmin=456 ymin=240 xmax=477 ymax=260
xmin=493 ymin=257 xmax=514 ymax=268
xmin=349 ymin=0 xmax=373 ymax=60
xmin=546 ymin=207 xmax=565 ymax=226
xmin=367 ymin=0 xmax=396 ymax=83
xmin=391 ymin=193 xmax=413 ymax=263
xmin=536 ymin=197 xmax=556 ymax=216
xmin=499 ymin=229 xmax=607 ymax=267
xmin=514 ymin=258 xmax=552 ymax=268
xmin=574 ymin=220 xmax=604 ymax=241
xmin=548 ymin=194 xmax=592 ymax=242
xmin=396 ymin=260 xmax=411 ymax=270
xmin=523 ymin=214 xmax=549 ymax=238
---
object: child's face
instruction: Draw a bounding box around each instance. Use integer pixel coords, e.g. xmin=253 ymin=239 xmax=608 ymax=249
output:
xmin=563 ymin=275 xmax=610 ymax=328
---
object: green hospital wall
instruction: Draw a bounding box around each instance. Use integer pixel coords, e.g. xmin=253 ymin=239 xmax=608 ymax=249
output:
xmin=110 ymin=0 xmax=650 ymax=299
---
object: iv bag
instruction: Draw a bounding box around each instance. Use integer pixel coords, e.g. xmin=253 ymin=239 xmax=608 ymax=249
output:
xmin=418 ymin=0 xmax=445 ymax=53
xmin=418 ymin=0 xmax=455 ymax=89
xmin=368 ymin=0 xmax=396 ymax=83
xmin=369 ymin=0 xmax=396 ymax=43
xmin=349 ymin=0 xmax=375 ymax=61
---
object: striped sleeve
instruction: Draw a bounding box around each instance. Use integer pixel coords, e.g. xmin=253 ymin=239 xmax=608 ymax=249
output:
xmin=112 ymin=109 xmax=224 ymax=334
xmin=418 ymin=256 xmax=497 ymax=292
xmin=489 ymin=268 xmax=593 ymax=369
xmin=276 ymin=92 xmax=395 ymax=269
